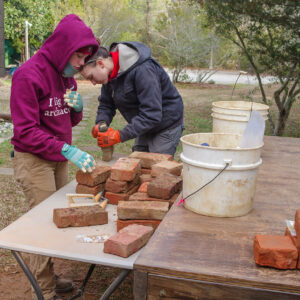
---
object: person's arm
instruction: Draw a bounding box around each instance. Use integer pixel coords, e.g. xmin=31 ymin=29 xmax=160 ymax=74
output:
xmin=119 ymin=62 xmax=163 ymax=142
xmin=95 ymin=85 xmax=116 ymax=126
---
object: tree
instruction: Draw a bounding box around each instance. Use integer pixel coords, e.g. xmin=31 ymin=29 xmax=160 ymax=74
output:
xmin=153 ymin=2 xmax=219 ymax=83
xmin=0 ymin=0 xmax=5 ymax=76
xmin=4 ymin=0 xmax=54 ymax=61
xmin=204 ymin=0 xmax=300 ymax=136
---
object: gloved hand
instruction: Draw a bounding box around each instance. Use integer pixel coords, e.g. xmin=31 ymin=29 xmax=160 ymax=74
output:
xmin=61 ymin=143 xmax=96 ymax=172
xmin=97 ymin=127 xmax=121 ymax=148
xmin=92 ymin=121 xmax=108 ymax=138
xmin=64 ymin=89 xmax=83 ymax=112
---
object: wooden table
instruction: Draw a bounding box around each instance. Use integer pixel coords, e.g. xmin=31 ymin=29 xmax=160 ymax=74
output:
xmin=134 ymin=136 xmax=300 ymax=300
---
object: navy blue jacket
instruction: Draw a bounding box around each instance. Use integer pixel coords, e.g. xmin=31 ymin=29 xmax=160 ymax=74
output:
xmin=95 ymin=41 xmax=184 ymax=142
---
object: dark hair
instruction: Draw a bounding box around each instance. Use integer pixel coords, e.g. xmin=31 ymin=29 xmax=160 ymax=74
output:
xmin=84 ymin=46 xmax=110 ymax=67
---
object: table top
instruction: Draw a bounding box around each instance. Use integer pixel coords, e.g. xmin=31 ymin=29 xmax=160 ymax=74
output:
xmin=135 ymin=136 xmax=300 ymax=293
xmin=0 ymin=180 xmax=139 ymax=269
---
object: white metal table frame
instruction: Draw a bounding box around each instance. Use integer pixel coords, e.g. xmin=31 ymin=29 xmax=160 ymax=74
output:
xmin=0 ymin=180 xmax=140 ymax=300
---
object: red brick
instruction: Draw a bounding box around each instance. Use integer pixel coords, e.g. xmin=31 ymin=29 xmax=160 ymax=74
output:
xmin=117 ymin=219 xmax=161 ymax=232
xmin=129 ymin=192 xmax=168 ymax=202
xmin=151 ymin=160 xmax=183 ymax=177
xmin=103 ymin=224 xmax=153 ymax=257
xmin=105 ymin=174 xmax=139 ymax=193
xmin=76 ymin=183 xmax=105 ymax=196
xmin=138 ymin=182 xmax=149 ymax=193
xmin=105 ymin=192 xmax=128 ymax=205
xmin=76 ymin=165 xmax=111 ymax=187
xmin=254 ymin=235 xmax=298 ymax=269
xmin=169 ymin=193 xmax=180 ymax=206
xmin=141 ymin=168 xmax=152 ymax=174
xmin=140 ymin=174 xmax=153 ymax=184
xmin=129 ymin=151 xmax=173 ymax=169
xmin=111 ymin=158 xmax=141 ymax=181
xmin=53 ymin=206 xmax=108 ymax=228
xmin=285 ymin=227 xmax=297 ymax=247
xmin=118 ymin=200 xmax=169 ymax=220
xmin=147 ymin=173 xmax=182 ymax=199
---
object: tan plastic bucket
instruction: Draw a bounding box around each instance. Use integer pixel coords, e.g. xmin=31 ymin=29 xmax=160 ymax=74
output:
xmin=180 ymin=133 xmax=263 ymax=217
xmin=212 ymin=101 xmax=269 ymax=135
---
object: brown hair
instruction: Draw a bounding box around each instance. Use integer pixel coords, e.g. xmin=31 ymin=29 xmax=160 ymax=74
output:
xmin=84 ymin=46 xmax=111 ymax=67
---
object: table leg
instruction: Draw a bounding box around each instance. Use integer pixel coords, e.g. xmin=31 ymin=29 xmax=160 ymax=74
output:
xmin=11 ymin=250 xmax=44 ymax=300
xmin=69 ymin=264 xmax=96 ymax=300
xmin=99 ymin=269 xmax=131 ymax=300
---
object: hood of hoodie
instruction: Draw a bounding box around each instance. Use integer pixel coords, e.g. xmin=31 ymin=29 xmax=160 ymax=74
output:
xmin=39 ymin=14 xmax=98 ymax=73
xmin=109 ymin=41 xmax=151 ymax=75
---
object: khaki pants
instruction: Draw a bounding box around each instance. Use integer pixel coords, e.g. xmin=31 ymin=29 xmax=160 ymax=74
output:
xmin=13 ymin=151 xmax=68 ymax=300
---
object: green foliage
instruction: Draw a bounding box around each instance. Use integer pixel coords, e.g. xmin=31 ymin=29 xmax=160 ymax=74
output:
xmin=4 ymin=0 xmax=54 ymax=55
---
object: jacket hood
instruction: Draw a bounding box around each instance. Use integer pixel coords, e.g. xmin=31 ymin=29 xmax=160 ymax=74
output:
xmin=39 ymin=14 xmax=98 ymax=73
xmin=109 ymin=41 xmax=152 ymax=73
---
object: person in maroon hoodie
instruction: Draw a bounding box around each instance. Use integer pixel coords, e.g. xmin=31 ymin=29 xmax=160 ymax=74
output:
xmin=10 ymin=15 xmax=98 ymax=300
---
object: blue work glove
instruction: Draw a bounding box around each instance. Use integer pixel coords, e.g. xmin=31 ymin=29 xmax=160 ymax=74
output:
xmin=61 ymin=143 xmax=96 ymax=173
xmin=64 ymin=90 xmax=83 ymax=112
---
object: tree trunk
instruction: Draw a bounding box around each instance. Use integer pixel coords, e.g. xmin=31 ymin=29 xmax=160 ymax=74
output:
xmin=273 ymin=107 xmax=290 ymax=136
xmin=145 ymin=0 xmax=151 ymax=46
xmin=0 ymin=0 xmax=5 ymax=77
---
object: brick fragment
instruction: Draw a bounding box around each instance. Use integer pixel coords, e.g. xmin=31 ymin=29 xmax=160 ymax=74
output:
xmin=138 ymin=182 xmax=149 ymax=193
xmin=129 ymin=192 xmax=168 ymax=202
xmin=104 ymin=224 xmax=153 ymax=257
xmin=117 ymin=219 xmax=161 ymax=232
xmin=294 ymin=210 xmax=300 ymax=249
xmin=254 ymin=235 xmax=298 ymax=269
xmin=147 ymin=173 xmax=182 ymax=199
xmin=140 ymin=174 xmax=153 ymax=184
xmin=118 ymin=200 xmax=169 ymax=220
xmin=53 ymin=206 xmax=108 ymax=228
xmin=76 ymin=165 xmax=111 ymax=187
xmin=141 ymin=168 xmax=152 ymax=175
xmin=151 ymin=160 xmax=183 ymax=177
xmin=111 ymin=158 xmax=141 ymax=181
xmin=285 ymin=227 xmax=297 ymax=247
xmin=76 ymin=183 xmax=105 ymax=196
xmin=105 ymin=174 xmax=139 ymax=193
xmin=169 ymin=193 xmax=180 ymax=206
xmin=129 ymin=151 xmax=173 ymax=169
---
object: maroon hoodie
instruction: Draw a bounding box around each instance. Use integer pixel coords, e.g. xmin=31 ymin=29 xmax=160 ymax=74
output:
xmin=10 ymin=14 xmax=98 ymax=161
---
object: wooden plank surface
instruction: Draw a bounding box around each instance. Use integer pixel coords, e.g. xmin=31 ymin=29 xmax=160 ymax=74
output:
xmin=135 ymin=136 xmax=300 ymax=293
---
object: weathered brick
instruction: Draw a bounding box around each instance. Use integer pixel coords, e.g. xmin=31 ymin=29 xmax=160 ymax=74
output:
xmin=105 ymin=185 xmax=139 ymax=205
xmin=138 ymin=182 xmax=149 ymax=193
xmin=151 ymin=160 xmax=183 ymax=177
xmin=129 ymin=151 xmax=173 ymax=169
xmin=105 ymin=192 xmax=129 ymax=205
xmin=254 ymin=235 xmax=298 ymax=269
xmin=104 ymin=224 xmax=153 ymax=257
xmin=129 ymin=192 xmax=168 ymax=202
xmin=169 ymin=193 xmax=180 ymax=206
xmin=118 ymin=201 xmax=169 ymax=220
xmin=147 ymin=173 xmax=182 ymax=199
xmin=53 ymin=206 xmax=108 ymax=228
xmin=141 ymin=168 xmax=152 ymax=175
xmin=140 ymin=174 xmax=153 ymax=184
xmin=111 ymin=158 xmax=141 ymax=181
xmin=76 ymin=183 xmax=105 ymax=196
xmin=76 ymin=165 xmax=111 ymax=187
xmin=105 ymin=174 xmax=140 ymax=193
xmin=117 ymin=219 xmax=161 ymax=232
xmin=285 ymin=227 xmax=297 ymax=247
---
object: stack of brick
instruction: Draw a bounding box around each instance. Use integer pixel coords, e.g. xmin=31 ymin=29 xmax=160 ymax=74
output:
xmin=104 ymin=157 xmax=142 ymax=205
xmin=75 ymin=165 xmax=111 ymax=195
xmin=116 ymin=152 xmax=183 ymax=232
xmin=254 ymin=209 xmax=300 ymax=270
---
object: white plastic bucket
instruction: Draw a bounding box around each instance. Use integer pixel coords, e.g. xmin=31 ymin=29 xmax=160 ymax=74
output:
xmin=212 ymin=101 xmax=269 ymax=135
xmin=180 ymin=133 xmax=263 ymax=217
